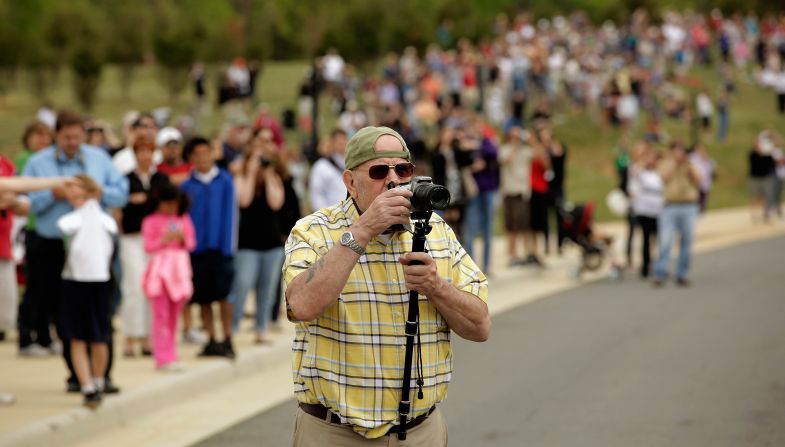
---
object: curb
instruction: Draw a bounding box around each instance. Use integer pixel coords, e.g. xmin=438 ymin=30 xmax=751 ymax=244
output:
xmin=1 ymin=342 xmax=292 ymax=447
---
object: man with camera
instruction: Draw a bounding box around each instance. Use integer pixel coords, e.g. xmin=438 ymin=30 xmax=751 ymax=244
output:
xmin=283 ymin=126 xmax=490 ymax=445
xmin=653 ymin=140 xmax=702 ymax=287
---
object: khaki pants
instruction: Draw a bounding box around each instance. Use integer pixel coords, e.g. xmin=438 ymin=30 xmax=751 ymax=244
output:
xmin=292 ymin=407 xmax=448 ymax=447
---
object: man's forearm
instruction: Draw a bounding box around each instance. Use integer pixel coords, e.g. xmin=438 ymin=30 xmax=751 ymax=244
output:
xmin=286 ymin=244 xmax=362 ymax=321
xmin=428 ymin=284 xmax=490 ymax=342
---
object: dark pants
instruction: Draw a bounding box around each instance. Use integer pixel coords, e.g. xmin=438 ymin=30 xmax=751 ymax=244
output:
xmin=19 ymin=232 xmax=115 ymax=384
xmin=625 ymin=211 xmax=637 ymax=266
xmin=636 ymin=215 xmax=658 ymax=278
xmin=778 ymin=93 xmax=785 ymax=114
xmin=18 ymin=233 xmax=64 ymax=349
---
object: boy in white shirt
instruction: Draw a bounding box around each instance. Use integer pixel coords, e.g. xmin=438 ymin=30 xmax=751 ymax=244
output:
xmin=57 ymin=174 xmax=117 ymax=409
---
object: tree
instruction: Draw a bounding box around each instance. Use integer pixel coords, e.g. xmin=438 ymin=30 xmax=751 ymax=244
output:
xmin=0 ymin=3 xmax=21 ymax=102
xmin=152 ymin=17 xmax=201 ymax=101
xmin=104 ymin=3 xmax=149 ymax=100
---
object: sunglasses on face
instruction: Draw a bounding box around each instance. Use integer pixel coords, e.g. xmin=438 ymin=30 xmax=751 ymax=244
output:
xmin=366 ymin=162 xmax=415 ymax=180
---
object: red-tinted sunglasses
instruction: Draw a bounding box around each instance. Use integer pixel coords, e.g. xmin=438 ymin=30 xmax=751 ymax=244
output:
xmin=367 ymin=162 xmax=415 ymax=180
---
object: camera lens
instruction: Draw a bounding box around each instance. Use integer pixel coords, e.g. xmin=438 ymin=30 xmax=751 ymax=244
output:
xmin=428 ymin=186 xmax=451 ymax=210
xmin=411 ymin=183 xmax=450 ymax=211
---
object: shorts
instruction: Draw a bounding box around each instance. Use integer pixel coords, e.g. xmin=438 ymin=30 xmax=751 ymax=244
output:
xmin=503 ymin=194 xmax=531 ymax=232
xmin=748 ymin=176 xmax=772 ymax=200
xmin=60 ymin=280 xmax=112 ymax=343
xmin=190 ymin=251 xmax=234 ymax=304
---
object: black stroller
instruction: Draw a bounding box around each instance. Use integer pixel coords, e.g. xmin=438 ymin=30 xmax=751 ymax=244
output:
xmin=558 ymin=201 xmax=621 ymax=278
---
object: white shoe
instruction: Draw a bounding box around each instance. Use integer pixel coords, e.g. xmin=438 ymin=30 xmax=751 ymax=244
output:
xmin=158 ymin=362 xmax=185 ymax=373
xmin=0 ymin=393 xmax=15 ymax=405
xmin=49 ymin=340 xmax=63 ymax=355
xmin=19 ymin=343 xmax=51 ymax=357
xmin=183 ymin=328 xmax=208 ymax=345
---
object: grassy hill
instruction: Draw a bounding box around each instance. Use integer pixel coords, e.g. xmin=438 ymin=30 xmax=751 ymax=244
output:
xmin=0 ymin=61 xmax=779 ymax=221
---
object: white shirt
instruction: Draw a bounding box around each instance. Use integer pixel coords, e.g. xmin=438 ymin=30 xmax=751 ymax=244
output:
xmin=617 ymin=94 xmax=640 ymax=121
xmin=308 ymin=155 xmax=346 ymax=211
xmin=113 ymin=147 xmax=163 ymax=176
xmin=227 ymin=64 xmax=250 ymax=94
xmin=629 ymin=169 xmax=664 ymax=218
xmin=194 ymin=166 xmax=220 ymax=184
xmin=323 ymin=54 xmax=345 ymax=83
xmin=58 ymin=199 xmax=117 ymax=282
xmin=696 ymin=94 xmax=714 ymax=117
xmin=499 ymin=143 xmax=533 ymax=197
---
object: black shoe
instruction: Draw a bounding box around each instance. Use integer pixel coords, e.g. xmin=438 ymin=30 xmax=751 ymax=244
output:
xmin=198 ymin=340 xmax=224 ymax=357
xmin=652 ymin=279 xmax=665 ymax=288
xmin=220 ymin=340 xmax=236 ymax=360
xmin=83 ymin=391 xmax=102 ymax=409
xmin=675 ymin=278 xmax=691 ymax=287
xmin=0 ymin=331 xmax=5 ymax=341
xmin=67 ymin=378 xmax=80 ymax=393
xmin=103 ymin=379 xmax=120 ymax=394
xmin=526 ymin=255 xmax=545 ymax=268
xmin=141 ymin=348 xmax=153 ymax=357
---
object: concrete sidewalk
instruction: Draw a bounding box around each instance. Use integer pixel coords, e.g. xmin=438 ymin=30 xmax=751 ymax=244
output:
xmin=1 ymin=207 xmax=783 ymax=447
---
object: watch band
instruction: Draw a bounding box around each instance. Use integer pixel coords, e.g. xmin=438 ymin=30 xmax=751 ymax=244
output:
xmin=341 ymin=231 xmax=365 ymax=256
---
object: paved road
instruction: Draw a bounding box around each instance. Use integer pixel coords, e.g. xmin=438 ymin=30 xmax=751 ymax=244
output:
xmin=197 ymin=236 xmax=785 ymax=447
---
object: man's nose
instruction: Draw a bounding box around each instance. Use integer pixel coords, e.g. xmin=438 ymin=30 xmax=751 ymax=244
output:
xmin=386 ymin=167 xmax=401 ymax=182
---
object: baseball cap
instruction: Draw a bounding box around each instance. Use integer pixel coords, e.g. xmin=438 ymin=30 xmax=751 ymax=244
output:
xmin=156 ymin=127 xmax=183 ymax=147
xmin=344 ymin=126 xmax=411 ymax=170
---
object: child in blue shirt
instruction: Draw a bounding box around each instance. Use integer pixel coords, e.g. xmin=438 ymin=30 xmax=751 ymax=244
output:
xmin=180 ymin=137 xmax=237 ymax=358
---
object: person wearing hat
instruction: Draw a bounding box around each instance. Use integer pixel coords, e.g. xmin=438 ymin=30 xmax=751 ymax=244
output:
xmin=156 ymin=127 xmax=193 ymax=186
xmin=283 ymin=126 xmax=490 ymax=444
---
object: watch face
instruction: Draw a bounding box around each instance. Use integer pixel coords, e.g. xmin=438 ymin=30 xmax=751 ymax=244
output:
xmin=341 ymin=231 xmax=352 ymax=244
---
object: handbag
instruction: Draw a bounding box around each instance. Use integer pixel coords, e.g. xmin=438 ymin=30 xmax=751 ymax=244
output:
xmin=461 ymin=167 xmax=479 ymax=199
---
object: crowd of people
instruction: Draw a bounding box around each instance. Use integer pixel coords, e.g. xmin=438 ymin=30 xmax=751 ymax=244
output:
xmin=2 ymin=110 xmax=304 ymax=409
xmin=1 ymin=8 xmax=784 ymax=410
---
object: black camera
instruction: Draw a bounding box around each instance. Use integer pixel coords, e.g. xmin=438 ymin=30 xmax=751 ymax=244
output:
xmin=389 ymin=176 xmax=451 ymax=212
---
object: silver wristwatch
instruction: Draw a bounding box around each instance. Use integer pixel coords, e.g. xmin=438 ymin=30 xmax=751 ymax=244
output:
xmin=340 ymin=231 xmax=365 ymax=256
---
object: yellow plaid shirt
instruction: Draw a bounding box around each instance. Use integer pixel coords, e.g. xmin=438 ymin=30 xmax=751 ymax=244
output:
xmin=282 ymin=198 xmax=488 ymax=438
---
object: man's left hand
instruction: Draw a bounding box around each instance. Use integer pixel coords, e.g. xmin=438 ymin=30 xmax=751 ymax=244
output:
xmin=399 ymin=252 xmax=445 ymax=297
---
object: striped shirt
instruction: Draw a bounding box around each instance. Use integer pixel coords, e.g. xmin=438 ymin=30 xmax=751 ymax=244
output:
xmin=282 ymin=198 xmax=488 ymax=438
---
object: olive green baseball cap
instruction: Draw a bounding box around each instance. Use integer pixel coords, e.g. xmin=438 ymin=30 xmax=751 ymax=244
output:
xmin=344 ymin=126 xmax=411 ymax=170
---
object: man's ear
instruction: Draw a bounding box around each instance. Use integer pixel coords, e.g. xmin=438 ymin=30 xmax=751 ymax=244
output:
xmin=342 ymin=170 xmax=356 ymax=198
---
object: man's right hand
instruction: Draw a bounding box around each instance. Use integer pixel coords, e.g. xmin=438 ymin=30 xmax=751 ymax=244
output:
xmin=351 ymin=187 xmax=413 ymax=244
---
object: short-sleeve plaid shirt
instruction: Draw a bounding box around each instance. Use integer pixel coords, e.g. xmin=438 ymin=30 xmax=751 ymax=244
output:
xmin=282 ymin=198 xmax=488 ymax=439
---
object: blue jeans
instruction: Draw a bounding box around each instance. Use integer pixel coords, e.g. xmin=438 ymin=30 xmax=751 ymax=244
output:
xmin=462 ymin=190 xmax=496 ymax=270
xmin=229 ymin=247 xmax=285 ymax=333
xmin=654 ymin=203 xmax=699 ymax=281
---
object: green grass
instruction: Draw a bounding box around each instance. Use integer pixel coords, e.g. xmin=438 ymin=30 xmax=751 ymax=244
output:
xmin=556 ymin=65 xmax=781 ymax=221
xmin=0 ymin=61 xmax=779 ymax=222
xmin=0 ymin=62 xmax=309 ymax=152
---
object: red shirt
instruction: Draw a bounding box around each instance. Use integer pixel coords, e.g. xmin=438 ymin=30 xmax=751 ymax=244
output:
xmin=157 ymin=161 xmax=194 ymax=177
xmin=530 ymin=159 xmax=549 ymax=194
xmin=0 ymin=156 xmax=16 ymax=260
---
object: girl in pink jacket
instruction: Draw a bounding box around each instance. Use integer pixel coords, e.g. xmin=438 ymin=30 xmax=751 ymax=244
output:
xmin=142 ymin=183 xmax=196 ymax=371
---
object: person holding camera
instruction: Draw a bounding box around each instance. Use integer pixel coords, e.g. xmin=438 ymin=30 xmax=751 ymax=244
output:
xmin=653 ymin=140 xmax=702 ymax=287
xmin=229 ymin=128 xmax=286 ymax=344
xmin=283 ymin=126 xmax=490 ymax=445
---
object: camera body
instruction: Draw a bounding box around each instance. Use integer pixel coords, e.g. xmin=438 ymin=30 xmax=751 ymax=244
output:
xmin=389 ymin=176 xmax=451 ymax=213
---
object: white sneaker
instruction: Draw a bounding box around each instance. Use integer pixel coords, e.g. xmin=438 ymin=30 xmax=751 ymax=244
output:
xmin=49 ymin=340 xmax=63 ymax=355
xmin=0 ymin=393 xmax=16 ymax=405
xmin=19 ymin=343 xmax=51 ymax=357
xmin=158 ymin=362 xmax=185 ymax=373
xmin=183 ymin=328 xmax=208 ymax=345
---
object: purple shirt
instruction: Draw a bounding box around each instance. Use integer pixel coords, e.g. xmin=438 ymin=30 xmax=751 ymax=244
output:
xmin=473 ymin=137 xmax=500 ymax=193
